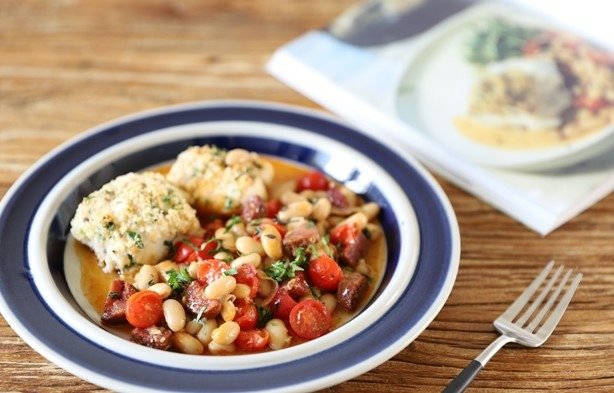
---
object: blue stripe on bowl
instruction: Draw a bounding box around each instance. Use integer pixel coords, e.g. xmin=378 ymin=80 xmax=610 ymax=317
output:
xmin=0 ymin=103 xmax=455 ymax=392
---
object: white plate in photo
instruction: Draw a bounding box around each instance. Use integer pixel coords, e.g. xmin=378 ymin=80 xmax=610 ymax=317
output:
xmin=396 ymin=3 xmax=614 ymax=171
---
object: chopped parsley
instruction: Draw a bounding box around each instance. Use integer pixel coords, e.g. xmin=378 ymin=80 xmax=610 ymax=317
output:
xmin=257 ymin=306 xmax=273 ymax=328
xmin=225 ymin=216 xmax=242 ymax=233
xmin=223 ymin=267 xmax=238 ymax=276
xmin=127 ymin=231 xmax=144 ymax=249
xmin=166 ymin=268 xmax=192 ymax=293
xmin=264 ymin=247 xmax=308 ymax=282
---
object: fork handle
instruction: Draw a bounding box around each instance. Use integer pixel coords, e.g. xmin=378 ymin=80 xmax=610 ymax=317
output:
xmin=441 ymin=360 xmax=482 ymax=393
xmin=442 ymin=335 xmax=515 ymax=393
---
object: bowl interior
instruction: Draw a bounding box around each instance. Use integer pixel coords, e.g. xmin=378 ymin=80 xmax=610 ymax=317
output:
xmin=32 ymin=123 xmax=418 ymax=370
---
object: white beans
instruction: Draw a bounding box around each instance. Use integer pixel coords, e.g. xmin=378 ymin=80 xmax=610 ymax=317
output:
xmin=134 ymin=265 xmax=159 ymax=291
xmin=196 ymin=319 xmax=218 ymax=345
xmin=229 ymin=222 xmax=248 ymax=237
xmin=221 ymin=297 xmax=237 ymax=322
xmin=163 ymin=299 xmax=186 ymax=332
xmin=148 ymin=283 xmax=172 ymax=299
xmin=215 ymin=228 xmax=237 ymax=252
xmin=280 ymin=191 xmax=307 ymax=205
xmin=320 ymin=293 xmax=337 ymax=314
xmin=233 ymin=283 xmax=252 ymax=299
xmin=334 ymin=212 xmax=368 ymax=233
xmin=205 ymin=276 xmax=237 ymax=300
xmin=211 ymin=321 xmax=240 ymax=345
xmin=265 ymin=319 xmax=291 ymax=350
xmin=235 ymin=236 xmax=265 ymax=256
xmin=311 ymin=197 xmax=332 ymax=221
xmin=260 ymin=224 xmax=283 ymax=260
xmin=214 ymin=251 xmax=232 ymax=262
xmin=187 ymin=261 xmax=200 ymax=279
xmin=230 ymin=253 xmax=261 ymax=269
xmin=361 ymin=202 xmax=380 ymax=220
xmin=277 ymin=201 xmax=313 ymax=221
xmin=225 ymin=148 xmax=251 ymax=166
xmin=208 ymin=341 xmax=235 ymax=355
xmin=184 ymin=320 xmax=203 ymax=336
xmin=285 ymin=217 xmax=309 ymax=231
xmin=172 ymin=332 xmax=204 ymax=355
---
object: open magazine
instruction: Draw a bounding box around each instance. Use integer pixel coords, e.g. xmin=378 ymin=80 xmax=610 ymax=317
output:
xmin=267 ymin=0 xmax=614 ymax=235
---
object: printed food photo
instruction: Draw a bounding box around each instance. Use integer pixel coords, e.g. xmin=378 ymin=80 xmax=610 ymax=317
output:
xmin=456 ymin=17 xmax=614 ymax=149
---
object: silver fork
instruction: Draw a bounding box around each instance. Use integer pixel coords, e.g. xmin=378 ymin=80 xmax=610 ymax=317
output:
xmin=443 ymin=261 xmax=582 ymax=393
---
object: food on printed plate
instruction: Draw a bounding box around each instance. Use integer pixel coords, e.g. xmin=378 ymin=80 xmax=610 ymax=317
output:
xmin=70 ymin=172 xmax=201 ymax=273
xmin=72 ymin=145 xmax=386 ymax=355
xmin=455 ymin=18 xmax=613 ymax=149
xmin=167 ymin=145 xmax=274 ymax=215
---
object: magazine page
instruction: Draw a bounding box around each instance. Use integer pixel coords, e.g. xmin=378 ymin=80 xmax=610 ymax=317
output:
xmin=267 ymin=0 xmax=614 ymax=235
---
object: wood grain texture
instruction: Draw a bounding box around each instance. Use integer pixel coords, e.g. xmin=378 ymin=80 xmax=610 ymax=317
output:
xmin=0 ymin=0 xmax=612 ymax=392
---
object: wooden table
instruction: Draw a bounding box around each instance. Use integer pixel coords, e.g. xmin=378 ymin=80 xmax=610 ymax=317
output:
xmin=1 ymin=1 xmax=612 ymax=391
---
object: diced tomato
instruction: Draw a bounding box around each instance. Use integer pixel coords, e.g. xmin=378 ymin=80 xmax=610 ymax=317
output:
xmin=330 ymin=223 xmax=359 ymax=246
xmin=176 ymin=237 xmax=220 ymax=264
xmin=296 ymin=171 xmax=329 ymax=192
xmin=173 ymin=242 xmax=194 ymax=263
xmin=196 ymin=259 xmax=231 ymax=285
xmin=271 ymin=288 xmax=298 ymax=320
xmin=234 ymin=299 xmax=258 ymax=330
xmin=308 ymin=255 xmax=343 ymax=292
xmin=289 ymin=299 xmax=332 ymax=340
xmin=125 ymin=291 xmax=163 ymax=328
xmin=235 ymin=264 xmax=260 ymax=299
xmin=235 ymin=329 xmax=270 ymax=352
xmin=266 ymin=199 xmax=283 ymax=218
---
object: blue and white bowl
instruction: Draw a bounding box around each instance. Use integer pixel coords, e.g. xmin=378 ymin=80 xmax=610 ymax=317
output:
xmin=0 ymin=101 xmax=459 ymax=392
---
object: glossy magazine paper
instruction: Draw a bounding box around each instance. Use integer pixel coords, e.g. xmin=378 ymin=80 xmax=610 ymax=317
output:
xmin=267 ymin=0 xmax=613 ymax=235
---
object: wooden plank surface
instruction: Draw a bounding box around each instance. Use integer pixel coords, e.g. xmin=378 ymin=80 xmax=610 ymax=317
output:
xmin=0 ymin=1 xmax=613 ymax=391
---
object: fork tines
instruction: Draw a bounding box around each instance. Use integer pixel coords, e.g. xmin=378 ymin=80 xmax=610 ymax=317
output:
xmin=500 ymin=261 xmax=582 ymax=337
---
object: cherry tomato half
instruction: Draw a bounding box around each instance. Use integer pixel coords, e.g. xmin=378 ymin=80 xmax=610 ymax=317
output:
xmin=234 ymin=299 xmax=258 ymax=330
xmin=308 ymin=255 xmax=343 ymax=292
xmin=272 ymin=288 xmax=297 ymax=320
xmin=289 ymin=299 xmax=331 ymax=340
xmin=266 ymin=199 xmax=283 ymax=218
xmin=296 ymin=171 xmax=329 ymax=192
xmin=235 ymin=264 xmax=260 ymax=299
xmin=197 ymin=259 xmax=231 ymax=285
xmin=330 ymin=223 xmax=359 ymax=246
xmin=235 ymin=329 xmax=270 ymax=352
xmin=125 ymin=291 xmax=163 ymax=328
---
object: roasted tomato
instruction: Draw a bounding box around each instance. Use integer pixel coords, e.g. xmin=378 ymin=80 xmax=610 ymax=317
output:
xmin=296 ymin=171 xmax=329 ymax=192
xmin=125 ymin=291 xmax=163 ymax=328
xmin=289 ymin=299 xmax=331 ymax=340
xmin=308 ymin=255 xmax=343 ymax=292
